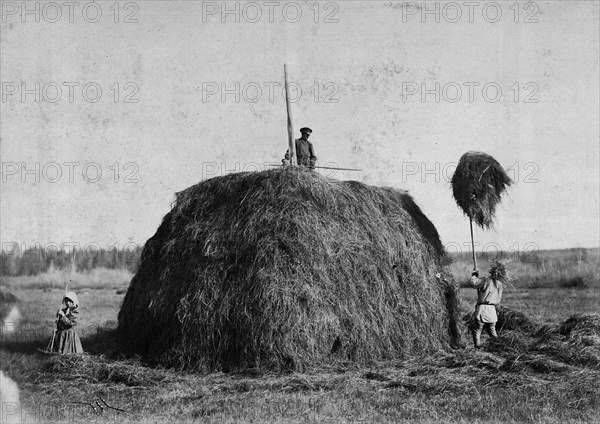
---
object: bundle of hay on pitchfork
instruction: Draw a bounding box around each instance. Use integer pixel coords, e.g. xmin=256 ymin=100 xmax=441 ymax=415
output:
xmin=451 ymin=151 xmax=513 ymax=271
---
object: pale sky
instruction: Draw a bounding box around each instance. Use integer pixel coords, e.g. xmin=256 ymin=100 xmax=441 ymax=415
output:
xmin=1 ymin=1 xmax=599 ymax=256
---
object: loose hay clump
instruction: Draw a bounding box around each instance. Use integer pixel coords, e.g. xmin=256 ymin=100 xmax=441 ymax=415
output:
xmin=118 ymin=167 xmax=460 ymax=371
xmin=488 ymin=260 xmax=509 ymax=283
xmin=469 ymin=308 xmax=600 ymax=370
xmin=495 ymin=305 xmax=538 ymax=333
xmin=451 ymin=151 xmax=512 ymax=229
xmin=534 ymin=314 xmax=600 ymax=367
xmin=42 ymin=354 xmax=175 ymax=387
xmin=463 ymin=305 xmax=538 ymax=335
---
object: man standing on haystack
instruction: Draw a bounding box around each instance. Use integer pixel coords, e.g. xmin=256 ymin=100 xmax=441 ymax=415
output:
xmin=470 ymin=261 xmax=506 ymax=349
xmin=282 ymin=127 xmax=317 ymax=169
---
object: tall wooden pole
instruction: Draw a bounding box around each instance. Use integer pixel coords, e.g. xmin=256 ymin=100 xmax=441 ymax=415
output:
xmin=284 ymin=64 xmax=295 ymax=165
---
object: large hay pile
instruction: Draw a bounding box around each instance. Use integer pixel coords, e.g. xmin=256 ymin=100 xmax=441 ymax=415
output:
xmin=118 ymin=167 xmax=459 ymax=371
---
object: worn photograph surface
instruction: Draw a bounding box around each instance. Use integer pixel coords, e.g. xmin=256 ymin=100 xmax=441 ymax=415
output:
xmin=1 ymin=1 xmax=599 ymax=423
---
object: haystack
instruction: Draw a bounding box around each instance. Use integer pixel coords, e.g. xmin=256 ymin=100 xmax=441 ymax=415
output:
xmin=118 ymin=167 xmax=460 ymax=371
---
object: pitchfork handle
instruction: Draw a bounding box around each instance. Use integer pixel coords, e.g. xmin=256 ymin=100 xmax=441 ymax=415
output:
xmin=469 ymin=218 xmax=478 ymax=270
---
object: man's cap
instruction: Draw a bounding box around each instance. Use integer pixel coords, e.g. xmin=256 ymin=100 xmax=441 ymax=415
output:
xmin=299 ymin=127 xmax=312 ymax=134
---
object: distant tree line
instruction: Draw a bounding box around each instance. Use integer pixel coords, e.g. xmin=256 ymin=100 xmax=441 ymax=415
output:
xmin=0 ymin=244 xmax=143 ymax=276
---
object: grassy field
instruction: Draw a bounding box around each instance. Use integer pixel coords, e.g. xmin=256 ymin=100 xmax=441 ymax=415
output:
xmin=1 ymin=248 xmax=599 ymax=423
xmin=1 ymin=268 xmax=133 ymax=291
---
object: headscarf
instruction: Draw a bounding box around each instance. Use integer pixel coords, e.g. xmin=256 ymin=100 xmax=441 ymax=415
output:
xmin=63 ymin=291 xmax=79 ymax=308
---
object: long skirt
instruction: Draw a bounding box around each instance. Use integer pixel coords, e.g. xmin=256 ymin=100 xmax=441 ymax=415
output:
xmin=52 ymin=328 xmax=83 ymax=354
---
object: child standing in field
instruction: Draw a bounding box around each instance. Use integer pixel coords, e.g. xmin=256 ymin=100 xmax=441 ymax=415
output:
xmin=470 ymin=261 xmax=506 ymax=349
xmin=51 ymin=291 xmax=83 ymax=354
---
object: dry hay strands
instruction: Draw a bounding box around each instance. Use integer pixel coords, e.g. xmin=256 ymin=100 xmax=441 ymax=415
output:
xmin=495 ymin=305 xmax=538 ymax=333
xmin=70 ymin=396 xmax=131 ymax=415
xmin=499 ymin=353 xmax=574 ymax=374
xmin=533 ymin=314 xmax=600 ymax=368
xmin=488 ymin=260 xmax=509 ymax=283
xmin=451 ymin=151 xmax=512 ymax=229
xmin=117 ymin=166 xmax=460 ymax=371
xmin=477 ymin=312 xmax=600 ymax=371
xmin=43 ymin=354 xmax=176 ymax=387
xmin=462 ymin=305 xmax=538 ymax=335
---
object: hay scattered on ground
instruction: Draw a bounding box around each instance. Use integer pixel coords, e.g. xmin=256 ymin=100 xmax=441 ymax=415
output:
xmin=363 ymin=310 xmax=600 ymax=398
xmin=451 ymin=151 xmax=512 ymax=229
xmin=118 ymin=167 xmax=459 ymax=371
xmin=463 ymin=305 xmax=538 ymax=334
xmin=463 ymin=304 xmax=600 ymax=371
xmin=41 ymin=354 xmax=177 ymax=387
xmin=496 ymin=305 xmax=538 ymax=332
xmin=533 ymin=314 xmax=600 ymax=367
xmin=8 ymin=304 xmax=599 ymax=423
